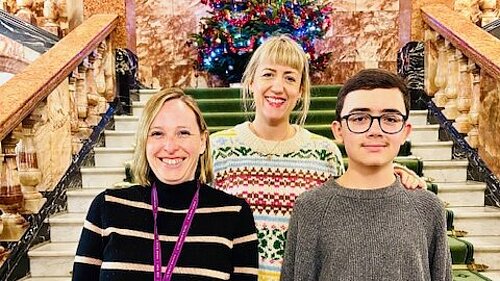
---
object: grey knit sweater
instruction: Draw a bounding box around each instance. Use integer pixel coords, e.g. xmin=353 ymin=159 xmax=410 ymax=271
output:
xmin=280 ymin=178 xmax=452 ymax=281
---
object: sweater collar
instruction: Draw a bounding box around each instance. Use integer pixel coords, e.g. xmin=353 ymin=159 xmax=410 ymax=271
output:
xmin=329 ymin=177 xmax=402 ymax=199
xmin=151 ymin=179 xmax=199 ymax=207
xmin=236 ymin=121 xmax=307 ymax=155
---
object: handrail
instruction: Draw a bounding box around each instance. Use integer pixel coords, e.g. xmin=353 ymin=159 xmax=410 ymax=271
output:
xmin=0 ymin=13 xmax=119 ymax=141
xmin=421 ymin=3 xmax=500 ymax=78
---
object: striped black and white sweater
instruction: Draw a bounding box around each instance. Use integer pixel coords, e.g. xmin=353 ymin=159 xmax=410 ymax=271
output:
xmin=73 ymin=180 xmax=258 ymax=281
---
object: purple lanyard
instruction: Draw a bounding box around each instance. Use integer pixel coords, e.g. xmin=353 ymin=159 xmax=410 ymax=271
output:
xmin=152 ymin=181 xmax=200 ymax=281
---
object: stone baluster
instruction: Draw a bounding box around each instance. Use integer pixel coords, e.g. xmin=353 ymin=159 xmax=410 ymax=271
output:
xmin=85 ymin=52 xmax=99 ymax=126
xmin=103 ymin=40 xmax=116 ymax=102
xmin=15 ymin=0 xmax=36 ymax=24
xmin=443 ymin=44 xmax=460 ymax=120
xmin=74 ymin=62 xmax=91 ymax=153
xmin=424 ymin=28 xmax=439 ymax=96
xmin=42 ymin=0 xmax=61 ymax=37
xmin=479 ymin=0 xmax=498 ymax=26
xmin=0 ymin=134 xmax=29 ymax=241
xmin=467 ymin=64 xmax=481 ymax=148
xmin=453 ymin=51 xmax=473 ymax=134
xmin=15 ymin=117 xmax=46 ymax=214
xmin=68 ymin=73 xmax=81 ymax=155
xmin=55 ymin=0 xmax=68 ymax=36
xmin=433 ymin=38 xmax=449 ymax=107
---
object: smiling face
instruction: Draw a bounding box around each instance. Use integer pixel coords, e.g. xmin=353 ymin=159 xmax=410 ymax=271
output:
xmin=331 ymin=88 xmax=411 ymax=171
xmin=146 ymin=99 xmax=206 ymax=185
xmin=251 ymin=60 xmax=302 ymax=126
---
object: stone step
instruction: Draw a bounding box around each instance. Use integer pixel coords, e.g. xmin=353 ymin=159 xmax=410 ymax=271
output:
xmin=461 ymin=236 xmax=500 ymax=271
xmin=19 ymin=277 xmax=71 ymax=281
xmin=81 ymin=167 xmax=125 ymax=188
xmin=411 ymin=141 xmax=453 ymax=161
xmin=114 ymin=115 xmax=139 ymax=131
xmin=103 ymin=125 xmax=440 ymax=151
xmin=480 ymin=270 xmax=500 ymax=281
xmin=409 ymin=124 xmax=439 ymax=142
xmin=66 ymin=188 xmax=105 ymax=213
xmin=48 ymin=212 xmax=86 ymax=242
xmin=422 ymin=160 xmax=469 ymax=183
xmin=448 ymin=206 xmax=500 ymax=236
xmin=408 ymin=110 xmax=428 ymax=126
xmin=104 ymin=130 xmax=136 ymax=148
xmin=134 ymin=88 xmax=160 ymax=103
xmin=28 ymin=242 xmax=77 ymax=277
xmin=94 ymin=147 xmax=134 ymax=167
xmin=436 ymin=181 xmax=486 ymax=207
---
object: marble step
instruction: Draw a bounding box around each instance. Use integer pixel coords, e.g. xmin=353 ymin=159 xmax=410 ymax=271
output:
xmin=448 ymin=206 xmax=500 ymax=236
xmin=436 ymin=181 xmax=486 ymax=207
xmin=28 ymin=242 xmax=77 ymax=277
xmin=19 ymin=277 xmax=71 ymax=281
xmin=135 ymin=88 xmax=160 ymax=103
xmin=411 ymin=141 xmax=453 ymax=161
xmin=81 ymin=167 xmax=125 ymax=188
xmin=48 ymin=212 xmax=86 ymax=242
xmin=409 ymin=124 xmax=439 ymax=142
xmin=114 ymin=115 xmax=139 ymax=131
xmin=104 ymin=130 xmax=136 ymax=148
xmin=422 ymin=160 xmax=469 ymax=183
xmin=115 ymin=110 xmax=431 ymax=133
xmin=408 ymin=110 xmax=428 ymax=126
xmin=94 ymin=147 xmax=134 ymax=167
xmin=66 ymin=188 xmax=105 ymax=213
xmin=103 ymin=125 xmax=440 ymax=150
xmin=480 ymin=270 xmax=500 ymax=281
xmin=461 ymin=236 xmax=500 ymax=271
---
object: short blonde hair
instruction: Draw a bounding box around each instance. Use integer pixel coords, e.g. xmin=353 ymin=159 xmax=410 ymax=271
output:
xmin=132 ymin=88 xmax=213 ymax=186
xmin=241 ymin=35 xmax=311 ymax=125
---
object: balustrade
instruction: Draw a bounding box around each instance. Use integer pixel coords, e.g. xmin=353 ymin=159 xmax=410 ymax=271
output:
xmin=422 ymin=3 xmax=500 ymax=177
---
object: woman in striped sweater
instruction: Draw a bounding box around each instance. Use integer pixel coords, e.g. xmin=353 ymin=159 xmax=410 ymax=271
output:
xmin=73 ymin=89 xmax=258 ymax=281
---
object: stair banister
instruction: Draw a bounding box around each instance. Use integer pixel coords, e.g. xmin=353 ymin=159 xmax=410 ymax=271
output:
xmin=421 ymin=3 xmax=500 ymax=207
xmin=421 ymin=4 xmax=500 ymax=78
xmin=0 ymin=13 xmax=119 ymax=141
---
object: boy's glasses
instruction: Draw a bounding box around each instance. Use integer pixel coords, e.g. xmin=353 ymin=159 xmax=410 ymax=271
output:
xmin=340 ymin=112 xmax=408 ymax=134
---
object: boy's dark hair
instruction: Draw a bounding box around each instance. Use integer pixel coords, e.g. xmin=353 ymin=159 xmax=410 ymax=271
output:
xmin=335 ymin=69 xmax=410 ymax=121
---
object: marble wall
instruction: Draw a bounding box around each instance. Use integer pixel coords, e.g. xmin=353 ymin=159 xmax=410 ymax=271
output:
xmin=135 ymin=0 xmax=403 ymax=88
xmin=478 ymin=75 xmax=500 ymax=176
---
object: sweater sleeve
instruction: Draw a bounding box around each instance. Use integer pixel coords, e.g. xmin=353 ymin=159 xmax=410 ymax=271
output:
xmin=231 ymin=199 xmax=259 ymax=281
xmin=72 ymin=192 xmax=105 ymax=280
xmin=429 ymin=199 xmax=453 ymax=281
xmin=281 ymin=194 xmax=323 ymax=281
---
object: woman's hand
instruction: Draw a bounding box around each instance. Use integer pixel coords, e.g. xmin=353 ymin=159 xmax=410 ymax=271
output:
xmin=394 ymin=163 xmax=427 ymax=190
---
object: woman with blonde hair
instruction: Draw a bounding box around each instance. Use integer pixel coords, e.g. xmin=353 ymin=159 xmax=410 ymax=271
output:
xmin=73 ymin=88 xmax=258 ymax=281
xmin=210 ymin=35 xmax=424 ymax=281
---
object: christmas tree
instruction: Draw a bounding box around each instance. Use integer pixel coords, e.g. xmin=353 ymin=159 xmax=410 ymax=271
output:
xmin=190 ymin=0 xmax=333 ymax=83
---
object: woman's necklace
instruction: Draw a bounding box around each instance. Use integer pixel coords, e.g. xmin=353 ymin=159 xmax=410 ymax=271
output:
xmin=249 ymin=122 xmax=295 ymax=160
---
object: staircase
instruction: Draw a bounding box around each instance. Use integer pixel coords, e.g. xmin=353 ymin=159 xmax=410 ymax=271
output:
xmin=22 ymin=88 xmax=500 ymax=281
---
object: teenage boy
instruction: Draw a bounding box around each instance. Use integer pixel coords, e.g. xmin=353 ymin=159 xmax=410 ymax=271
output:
xmin=280 ymin=69 xmax=452 ymax=281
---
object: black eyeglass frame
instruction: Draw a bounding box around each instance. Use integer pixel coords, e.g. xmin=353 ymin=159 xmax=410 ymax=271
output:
xmin=340 ymin=112 xmax=408 ymax=134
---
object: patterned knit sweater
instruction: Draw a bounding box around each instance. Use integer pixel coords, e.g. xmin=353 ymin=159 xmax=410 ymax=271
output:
xmin=281 ymin=178 xmax=452 ymax=281
xmin=73 ymin=180 xmax=258 ymax=281
xmin=210 ymin=122 xmax=344 ymax=281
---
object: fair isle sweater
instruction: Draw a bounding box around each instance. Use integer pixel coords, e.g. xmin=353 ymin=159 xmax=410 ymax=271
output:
xmin=73 ymin=180 xmax=258 ymax=281
xmin=210 ymin=122 xmax=344 ymax=281
xmin=281 ymin=178 xmax=452 ymax=281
